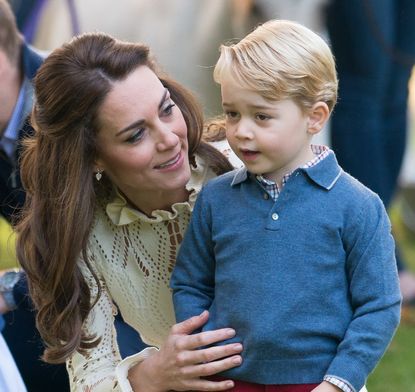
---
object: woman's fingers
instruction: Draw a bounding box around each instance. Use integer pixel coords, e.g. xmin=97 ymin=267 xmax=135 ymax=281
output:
xmin=183 ymin=378 xmax=235 ymax=391
xmin=181 ymin=354 xmax=242 ymax=378
xmin=163 ymin=314 xmax=243 ymax=391
xmin=171 ymin=310 xmax=210 ymax=335
xmin=174 ymin=327 xmax=237 ymax=351
xmin=176 ymin=343 xmax=243 ymax=367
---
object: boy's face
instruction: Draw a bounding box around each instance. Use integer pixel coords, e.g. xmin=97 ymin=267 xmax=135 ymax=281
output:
xmin=221 ymin=78 xmax=315 ymax=184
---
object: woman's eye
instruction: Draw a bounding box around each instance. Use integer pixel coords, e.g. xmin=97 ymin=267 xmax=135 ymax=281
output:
xmin=161 ymin=103 xmax=176 ymax=116
xmin=126 ymin=128 xmax=145 ymax=144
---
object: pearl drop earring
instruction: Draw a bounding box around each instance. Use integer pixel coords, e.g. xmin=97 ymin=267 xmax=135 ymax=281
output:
xmin=95 ymin=169 xmax=103 ymax=181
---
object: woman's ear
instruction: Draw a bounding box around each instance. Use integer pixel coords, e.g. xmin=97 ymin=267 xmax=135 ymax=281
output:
xmin=307 ymin=102 xmax=330 ymax=135
xmin=93 ymin=157 xmax=105 ymax=175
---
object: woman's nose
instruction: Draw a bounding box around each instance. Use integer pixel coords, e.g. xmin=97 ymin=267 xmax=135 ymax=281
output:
xmin=155 ymin=123 xmax=179 ymax=151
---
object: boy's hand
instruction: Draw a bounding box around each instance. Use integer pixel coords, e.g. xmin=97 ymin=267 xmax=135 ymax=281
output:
xmin=311 ymin=381 xmax=343 ymax=392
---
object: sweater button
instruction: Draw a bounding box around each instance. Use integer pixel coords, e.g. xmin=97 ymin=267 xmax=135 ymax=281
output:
xmin=263 ymin=193 xmax=269 ymax=200
xmin=271 ymin=213 xmax=279 ymax=220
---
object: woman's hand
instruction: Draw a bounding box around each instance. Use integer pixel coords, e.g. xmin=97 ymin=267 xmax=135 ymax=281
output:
xmin=128 ymin=311 xmax=242 ymax=392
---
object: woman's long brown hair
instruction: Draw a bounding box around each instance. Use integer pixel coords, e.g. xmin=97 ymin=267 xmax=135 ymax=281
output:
xmin=16 ymin=32 xmax=232 ymax=364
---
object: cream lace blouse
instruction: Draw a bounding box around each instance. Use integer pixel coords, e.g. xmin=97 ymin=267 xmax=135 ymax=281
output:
xmin=67 ymin=155 xmax=217 ymax=391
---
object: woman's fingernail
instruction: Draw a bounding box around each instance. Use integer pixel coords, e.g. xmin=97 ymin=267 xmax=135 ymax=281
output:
xmin=226 ymin=381 xmax=234 ymax=388
xmin=226 ymin=329 xmax=236 ymax=337
xmin=234 ymin=343 xmax=242 ymax=351
xmin=233 ymin=356 xmax=242 ymax=364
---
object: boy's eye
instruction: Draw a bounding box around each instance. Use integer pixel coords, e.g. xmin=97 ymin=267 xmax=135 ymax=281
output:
xmin=126 ymin=128 xmax=145 ymax=144
xmin=225 ymin=111 xmax=239 ymax=120
xmin=256 ymin=113 xmax=271 ymax=121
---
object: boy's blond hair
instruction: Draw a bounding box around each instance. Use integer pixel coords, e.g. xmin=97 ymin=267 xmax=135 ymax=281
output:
xmin=214 ymin=19 xmax=338 ymax=113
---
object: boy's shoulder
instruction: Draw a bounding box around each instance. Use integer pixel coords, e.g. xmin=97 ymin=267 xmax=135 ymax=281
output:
xmin=336 ymin=169 xmax=385 ymax=211
xmin=338 ymin=169 xmax=375 ymax=195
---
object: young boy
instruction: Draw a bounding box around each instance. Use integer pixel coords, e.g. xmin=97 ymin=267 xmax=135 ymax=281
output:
xmin=171 ymin=20 xmax=401 ymax=392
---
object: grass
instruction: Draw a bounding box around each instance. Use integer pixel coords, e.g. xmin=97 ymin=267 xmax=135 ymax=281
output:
xmin=368 ymin=323 xmax=415 ymax=391
xmin=366 ymin=193 xmax=415 ymax=391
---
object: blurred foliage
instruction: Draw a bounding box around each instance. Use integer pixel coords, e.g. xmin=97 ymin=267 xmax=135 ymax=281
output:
xmin=367 ymin=193 xmax=415 ymax=391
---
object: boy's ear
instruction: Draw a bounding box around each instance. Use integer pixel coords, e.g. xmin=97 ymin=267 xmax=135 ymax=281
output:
xmin=307 ymin=102 xmax=330 ymax=135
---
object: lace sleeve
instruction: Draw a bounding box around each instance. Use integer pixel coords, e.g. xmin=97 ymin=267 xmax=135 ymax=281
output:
xmin=67 ymin=255 xmax=123 ymax=392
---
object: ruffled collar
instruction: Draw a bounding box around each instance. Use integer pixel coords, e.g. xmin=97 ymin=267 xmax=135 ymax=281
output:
xmin=105 ymin=154 xmax=209 ymax=225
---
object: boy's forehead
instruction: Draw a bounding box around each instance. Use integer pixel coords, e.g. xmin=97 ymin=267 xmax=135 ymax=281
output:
xmin=221 ymin=81 xmax=282 ymax=109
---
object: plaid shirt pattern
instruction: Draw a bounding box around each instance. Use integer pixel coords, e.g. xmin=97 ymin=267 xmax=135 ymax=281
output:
xmin=256 ymin=144 xmax=330 ymax=201
xmin=324 ymin=376 xmax=354 ymax=392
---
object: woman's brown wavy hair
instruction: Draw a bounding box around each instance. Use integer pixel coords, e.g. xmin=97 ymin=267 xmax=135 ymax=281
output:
xmin=16 ymin=32 xmax=232 ymax=364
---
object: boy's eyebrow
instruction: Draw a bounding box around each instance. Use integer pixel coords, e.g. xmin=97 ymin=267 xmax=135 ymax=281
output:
xmin=251 ymin=104 xmax=275 ymax=110
xmin=222 ymin=102 xmax=232 ymax=107
xmin=116 ymin=88 xmax=169 ymax=136
xmin=222 ymin=102 xmax=276 ymax=110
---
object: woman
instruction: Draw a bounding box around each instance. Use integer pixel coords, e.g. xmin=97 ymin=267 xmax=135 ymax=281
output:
xmin=16 ymin=32 xmax=243 ymax=391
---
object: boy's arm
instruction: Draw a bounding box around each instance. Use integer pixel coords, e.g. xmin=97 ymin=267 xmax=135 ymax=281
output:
xmin=171 ymin=188 xmax=216 ymax=323
xmin=325 ymin=194 xmax=401 ymax=391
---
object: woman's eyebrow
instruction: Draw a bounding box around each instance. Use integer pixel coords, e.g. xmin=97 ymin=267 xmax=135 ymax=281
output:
xmin=116 ymin=89 xmax=169 ymax=136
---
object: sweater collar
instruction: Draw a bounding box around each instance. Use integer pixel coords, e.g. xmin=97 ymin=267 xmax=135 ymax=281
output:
xmin=231 ymin=150 xmax=342 ymax=191
xmin=301 ymin=151 xmax=342 ymax=190
xmin=22 ymin=43 xmax=44 ymax=79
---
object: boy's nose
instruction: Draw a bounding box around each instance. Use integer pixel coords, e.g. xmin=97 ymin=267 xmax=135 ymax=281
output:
xmin=234 ymin=120 xmax=253 ymax=139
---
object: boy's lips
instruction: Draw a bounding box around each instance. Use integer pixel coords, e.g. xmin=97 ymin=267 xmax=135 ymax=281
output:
xmin=240 ymin=148 xmax=259 ymax=161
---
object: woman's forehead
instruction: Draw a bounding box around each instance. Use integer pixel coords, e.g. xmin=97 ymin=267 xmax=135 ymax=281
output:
xmin=98 ymin=67 xmax=166 ymax=130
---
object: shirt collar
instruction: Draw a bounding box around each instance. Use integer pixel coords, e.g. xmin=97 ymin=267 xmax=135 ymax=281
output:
xmin=1 ymin=78 xmax=32 ymax=159
xmin=230 ymin=166 xmax=249 ymax=186
xmin=301 ymin=150 xmax=342 ymax=190
xmin=231 ymin=148 xmax=342 ymax=191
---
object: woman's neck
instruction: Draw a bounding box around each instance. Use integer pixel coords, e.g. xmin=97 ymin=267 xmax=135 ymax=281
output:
xmin=123 ymin=187 xmax=190 ymax=217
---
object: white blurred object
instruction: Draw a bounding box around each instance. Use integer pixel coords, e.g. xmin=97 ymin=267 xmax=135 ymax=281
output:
xmin=0 ymin=334 xmax=27 ymax=392
xmin=400 ymin=71 xmax=415 ymax=186
xmin=399 ymin=119 xmax=415 ymax=186
xmin=254 ymin=0 xmax=330 ymax=33
xmin=33 ymin=0 xmax=233 ymax=116
xmin=210 ymin=139 xmax=244 ymax=169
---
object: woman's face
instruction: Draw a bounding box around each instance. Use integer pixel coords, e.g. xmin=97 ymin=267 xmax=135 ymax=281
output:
xmin=95 ymin=66 xmax=190 ymax=208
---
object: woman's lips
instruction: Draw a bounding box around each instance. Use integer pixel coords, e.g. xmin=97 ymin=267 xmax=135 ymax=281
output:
xmin=154 ymin=152 xmax=183 ymax=171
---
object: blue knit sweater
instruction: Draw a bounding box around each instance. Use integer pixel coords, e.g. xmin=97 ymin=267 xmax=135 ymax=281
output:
xmin=171 ymin=152 xmax=401 ymax=391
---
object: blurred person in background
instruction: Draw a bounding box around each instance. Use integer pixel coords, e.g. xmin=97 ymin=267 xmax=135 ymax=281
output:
xmin=325 ymin=0 xmax=415 ymax=306
xmin=0 ymin=0 xmax=70 ymax=390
